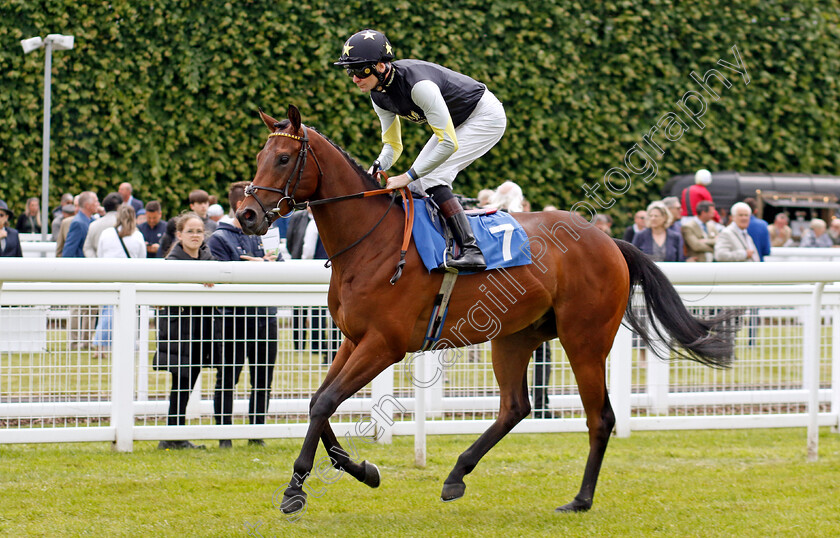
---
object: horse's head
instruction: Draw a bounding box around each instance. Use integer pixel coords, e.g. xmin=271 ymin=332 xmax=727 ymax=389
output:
xmin=237 ymin=105 xmax=322 ymax=235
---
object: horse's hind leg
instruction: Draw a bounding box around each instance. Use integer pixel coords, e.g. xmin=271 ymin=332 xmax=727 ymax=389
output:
xmin=554 ymin=317 xmax=619 ymax=512
xmin=441 ymin=334 xmax=535 ymax=502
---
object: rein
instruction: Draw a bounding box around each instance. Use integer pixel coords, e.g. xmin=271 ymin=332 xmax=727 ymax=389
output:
xmin=245 ymin=127 xmax=415 ymax=284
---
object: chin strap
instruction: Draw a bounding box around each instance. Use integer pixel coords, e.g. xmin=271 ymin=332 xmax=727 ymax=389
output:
xmin=374 ymin=63 xmax=393 ymax=92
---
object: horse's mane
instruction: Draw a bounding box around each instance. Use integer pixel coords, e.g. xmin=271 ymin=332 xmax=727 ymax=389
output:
xmin=275 ymin=119 xmax=383 ymax=191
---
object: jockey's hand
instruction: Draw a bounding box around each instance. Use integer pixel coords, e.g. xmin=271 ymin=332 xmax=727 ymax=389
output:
xmin=386 ymin=173 xmax=413 ymax=190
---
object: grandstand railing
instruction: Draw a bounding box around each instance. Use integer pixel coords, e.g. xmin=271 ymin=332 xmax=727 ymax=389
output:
xmin=0 ymin=259 xmax=838 ymax=462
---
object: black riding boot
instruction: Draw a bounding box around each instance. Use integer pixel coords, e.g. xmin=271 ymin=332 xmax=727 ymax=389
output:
xmin=440 ymin=199 xmax=487 ymax=272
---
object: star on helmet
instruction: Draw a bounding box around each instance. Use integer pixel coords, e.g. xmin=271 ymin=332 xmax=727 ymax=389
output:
xmin=343 ymin=43 xmax=354 ymax=56
xmin=385 ymin=43 xmax=393 ymax=55
xmin=361 ymin=30 xmax=377 ymax=40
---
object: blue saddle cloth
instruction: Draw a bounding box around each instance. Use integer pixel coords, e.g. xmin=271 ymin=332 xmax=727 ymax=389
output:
xmin=411 ymin=198 xmax=532 ymax=273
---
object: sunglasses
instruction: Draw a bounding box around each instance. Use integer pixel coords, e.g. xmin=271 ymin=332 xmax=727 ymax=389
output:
xmin=346 ymin=64 xmax=376 ymax=79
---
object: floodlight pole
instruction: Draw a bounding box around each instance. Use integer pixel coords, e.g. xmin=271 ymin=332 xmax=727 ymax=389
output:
xmin=39 ymin=40 xmax=53 ymax=242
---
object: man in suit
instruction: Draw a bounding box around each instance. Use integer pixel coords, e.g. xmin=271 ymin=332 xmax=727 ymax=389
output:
xmin=83 ymin=192 xmax=121 ymax=258
xmin=61 ymin=191 xmax=100 ymax=349
xmin=0 ymin=200 xmax=23 ymax=257
xmin=622 ymin=210 xmax=646 ymax=243
xmin=743 ymin=198 xmax=771 ymax=261
xmin=62 ymin=192 xmax=99 ymax=259
xmin=118 ymin=182 xmax=144 ymax=214
xmin=681 ymin=201 xmax=718 ymax=262
xmin=715 ymin=202 xmax=759 ymax=262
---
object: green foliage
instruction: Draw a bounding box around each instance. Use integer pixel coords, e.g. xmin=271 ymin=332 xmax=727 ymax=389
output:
xmin=1 ymin=1 xmax=838 ymax=228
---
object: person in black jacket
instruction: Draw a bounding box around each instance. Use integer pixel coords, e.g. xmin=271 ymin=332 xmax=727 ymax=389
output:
xmin=158 ymin=217 xmax=178 ymax=258
xmin=16 ymin=197 xmax=42 ymax=234
xmin=154 ymin=213 xmax=220 ymax=450
xmin=207 ymin=181 xmax=278 ymax=448
xmin=622 ymin=210 xmax=647 ymax=243
xmin=284 ymin=208 xmax=341 ymax=363
xmin=0 ymin=200 xmax=23 ymax=257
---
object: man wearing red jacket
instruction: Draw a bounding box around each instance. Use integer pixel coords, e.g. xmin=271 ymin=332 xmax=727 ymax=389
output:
xmin=681 ymin=169 xmax=720 ymax=222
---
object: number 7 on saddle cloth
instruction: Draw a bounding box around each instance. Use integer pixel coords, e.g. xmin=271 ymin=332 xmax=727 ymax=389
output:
xmin=411 ymin=198 xmax=532 ymax=274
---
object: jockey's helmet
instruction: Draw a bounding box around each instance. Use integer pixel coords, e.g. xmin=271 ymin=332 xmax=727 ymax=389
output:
xmin=334 ymin=29 xmax=394 ymax=69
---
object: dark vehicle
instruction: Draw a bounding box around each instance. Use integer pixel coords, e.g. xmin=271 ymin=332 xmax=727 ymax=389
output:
xmin=662 ymin=171 xmax=840 ymax=225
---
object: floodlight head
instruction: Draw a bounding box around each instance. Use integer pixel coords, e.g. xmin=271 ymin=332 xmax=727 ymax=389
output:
xmin=45 ymin=34 xmax=74 ymax=51
xmin=21 ymin=36 xmax=44 ymax=54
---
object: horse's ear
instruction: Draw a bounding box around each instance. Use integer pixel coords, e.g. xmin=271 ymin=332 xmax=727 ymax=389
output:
xmin=288 ymin=105 xmax=302 ymax=133
xmin=259 ymin=108 xmax=280 ymax=131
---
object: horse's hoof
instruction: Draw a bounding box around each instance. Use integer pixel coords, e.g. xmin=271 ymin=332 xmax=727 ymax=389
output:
xmin=555 ymin=498 xmax=591 ymax=513
xmin=440 ymin=482 xmax=466 ymax=502
xmin=362 ymin=460 xmax=380 ymax=488
xmin=280 ymin=490 xmax=308 ymax=515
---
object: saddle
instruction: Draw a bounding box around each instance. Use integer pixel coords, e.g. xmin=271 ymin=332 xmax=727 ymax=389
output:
xmin=412 ymin=197 xmax=531 ymax=274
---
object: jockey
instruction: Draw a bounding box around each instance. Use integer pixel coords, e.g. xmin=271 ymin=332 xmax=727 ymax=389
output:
xmin=335 ymin=29 xmax=507 ymax=272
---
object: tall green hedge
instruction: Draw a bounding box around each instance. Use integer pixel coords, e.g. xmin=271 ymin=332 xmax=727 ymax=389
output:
xmin=2 ymin=0 xmax=839 ymax=228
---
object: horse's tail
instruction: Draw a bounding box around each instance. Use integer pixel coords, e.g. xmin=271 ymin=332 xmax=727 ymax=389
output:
xmin=614 ymin=239 xmax=739 ymax=368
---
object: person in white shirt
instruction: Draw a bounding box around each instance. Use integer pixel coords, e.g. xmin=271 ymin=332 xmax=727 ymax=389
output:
xmin=83 ymin=192 xmax=122 ymax=258
xmin=715 ymin=202 xmax=759 ymax=262
xmin=97 ymin=205 xmax=147 ymax=259
xmin=92 ymin=205 xmax=146 ymax=357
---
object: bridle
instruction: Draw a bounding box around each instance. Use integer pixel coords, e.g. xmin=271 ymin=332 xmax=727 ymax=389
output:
xmin=243 ymin=124 xmax=324 ymax=223
xmin=243 ymin=122 xmax=414 ymax=283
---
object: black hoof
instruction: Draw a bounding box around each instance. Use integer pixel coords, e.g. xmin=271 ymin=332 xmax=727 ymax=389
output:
xmin=440 ymin=482 xmax=466 ymax=502
xmin=362 ymin=460 xmax=381 ymax=488
xmin=280 ymin=490 xmax=307 ymax=515
xmin=555 ymin=498 xmax=591 ymax=513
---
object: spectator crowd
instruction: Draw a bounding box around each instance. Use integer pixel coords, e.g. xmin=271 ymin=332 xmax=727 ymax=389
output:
xmin=0 ymin=181 xmax=336 ymax=450
xmin=3 ymin=167 xmax=840 ymax=433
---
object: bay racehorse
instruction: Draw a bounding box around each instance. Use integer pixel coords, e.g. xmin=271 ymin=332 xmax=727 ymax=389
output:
xmin=236 ymin=105 xmax=736 ymax=514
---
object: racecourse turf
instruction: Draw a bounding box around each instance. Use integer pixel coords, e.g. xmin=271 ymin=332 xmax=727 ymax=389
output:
xmin=1 ymin=428 xmax=838 ymax=537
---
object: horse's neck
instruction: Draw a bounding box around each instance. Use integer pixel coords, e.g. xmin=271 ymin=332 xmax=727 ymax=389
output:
xmin=308 ymin=140 xmax=405 ymax=270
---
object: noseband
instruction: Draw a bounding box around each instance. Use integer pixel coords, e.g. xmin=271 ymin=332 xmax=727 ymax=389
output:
xmin=244 ymin=125 xmax=323 ymax=223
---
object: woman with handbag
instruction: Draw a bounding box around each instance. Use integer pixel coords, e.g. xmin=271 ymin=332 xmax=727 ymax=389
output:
xmin=154 ymin=213 xmax=220 ymax=450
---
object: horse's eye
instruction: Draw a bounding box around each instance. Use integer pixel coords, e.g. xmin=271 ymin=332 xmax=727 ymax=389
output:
xmin=277 ymin=154 xmax=290 ymax=166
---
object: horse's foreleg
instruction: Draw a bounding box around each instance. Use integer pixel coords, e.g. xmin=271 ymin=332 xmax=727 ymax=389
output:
xmin=302 ymin=338 xmax=377 ymax=485
xmin=280 ymin=336 xmax=398 ymax=514
xmin=441 ymin=337 xmax=533 ymax=502
xmin=320 ymin=422 xmax=380 ymax=487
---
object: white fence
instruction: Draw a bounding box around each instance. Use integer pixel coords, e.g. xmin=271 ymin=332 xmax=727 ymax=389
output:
xmin=22 ymin=241 xmax=840 ymax=261
xmin=0 ymin=259 xmax=838 ymax=462
xmin=765 ymin=247 xmax=840 ymax=262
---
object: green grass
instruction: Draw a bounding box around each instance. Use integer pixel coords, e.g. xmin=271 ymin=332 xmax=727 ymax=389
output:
xmin=1 ymin=429 xmax=839 ymax=537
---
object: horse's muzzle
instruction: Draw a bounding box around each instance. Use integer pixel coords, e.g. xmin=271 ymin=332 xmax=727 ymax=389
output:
xmin=236 ymin=207 xmax=269 ymax=236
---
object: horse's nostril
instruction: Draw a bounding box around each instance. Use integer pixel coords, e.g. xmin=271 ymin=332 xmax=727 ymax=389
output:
xmin=236 ymin=209 xmax=256 ymax=227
